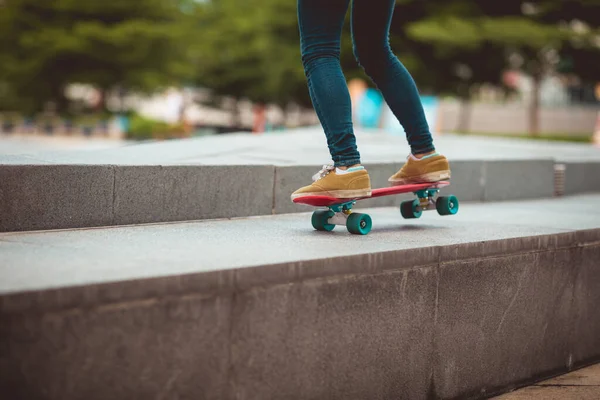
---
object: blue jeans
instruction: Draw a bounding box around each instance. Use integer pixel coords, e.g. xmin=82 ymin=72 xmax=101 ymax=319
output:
xmin=298 ymin=0 xmax=435 ymax=167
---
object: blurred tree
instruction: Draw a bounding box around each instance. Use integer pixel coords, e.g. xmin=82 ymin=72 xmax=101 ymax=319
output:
xmin=191 ymin=0 xmax=307 ymax=110
xmin=541 ymin=0 xmax=600 ymax=104
xmin=0 ymin=0 xmax=194 ymax=114
xmin=2 ymin=0 xmax=596 ymax=125
xmin=190 ymin=0 xmax=506 ymax=128
xmin=392 ymin=0 xmax=509 ymax=132
xmin=405 ymin=0 xmax=597 ymax=135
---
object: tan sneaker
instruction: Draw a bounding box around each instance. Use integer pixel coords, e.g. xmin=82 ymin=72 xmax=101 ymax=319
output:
xmin=291 ymin=165 xmax=372 ymax=200
xmin=388 ymin=153 xmax=451 ymax=185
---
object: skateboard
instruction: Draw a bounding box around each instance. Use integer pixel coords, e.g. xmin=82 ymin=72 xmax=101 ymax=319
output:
xmin=292 ymin=181 xmax=458 ymax=235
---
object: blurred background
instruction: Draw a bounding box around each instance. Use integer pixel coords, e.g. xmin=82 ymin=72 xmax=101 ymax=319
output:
xmin=0 ymin=0 xmax=599 ymax=144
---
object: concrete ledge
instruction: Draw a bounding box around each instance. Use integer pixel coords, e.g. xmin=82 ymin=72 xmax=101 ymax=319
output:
xmin=0 ymin=165 xmax=275 ymax=232
xmin=0 ymin=159 xmax=560 ymax=232
xmin=1 ymin=229 xmax=599 ymax=399
xmin=113 ymin=165 xmax=275 ymax=225
xmin=563 ymin=162 xmax=600 ymax=195
xmin=0 ymin=165 xmax=114 ymax=232
xmin=484 ymin=159 xmax=555 ymax=201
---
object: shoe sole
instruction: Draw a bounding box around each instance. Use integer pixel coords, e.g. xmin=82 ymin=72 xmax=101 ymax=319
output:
xmin=388 ymin=170 xmax=451 ymax=186
xmin=291 ymin=189 xmax=372 ymax=200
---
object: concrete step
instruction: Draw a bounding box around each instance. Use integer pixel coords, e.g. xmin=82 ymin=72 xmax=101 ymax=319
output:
xmin=2 ymin=160 xmax=600 ymax=233
xmin=2 ymin=130 xmax=600 ymax=233
xmin=1 ymin=194 xmax=600 ymax=399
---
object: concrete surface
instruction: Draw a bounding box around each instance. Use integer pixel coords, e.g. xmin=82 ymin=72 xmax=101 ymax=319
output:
xmin=1 ymin=196 xmax=599 ymax=400
xmin=435 ymin=249 xmax=576 ymax=399
xmin=0 ymin=165 xmax=115 ymax=232
xmin=484 ymin=159 xmax=555 ymax=201
xmin=0 ymin=164 xmax=277 ymax=232
xmin=2 ymin=194 xmax=600 ymax=295
xmin=2 ymin=128 xmax=600 ymax=165
xmin=494 ymin=363 xmax=600 ymax=399
xmin=3 ymin=128 xmax=599 ymax=232
xmin=0 ymin=158 xmax=561 ymax=232
xmin=230 ymin=265 xmax=437 ymax=400
xmin=563 ymin=162 xmax=600 ymax=194
xmin=0 ymin=134 xmax=128 ymax=155
xmin=573 ymin=243 xmax=600 ymax=368
xmin=112 ymin=165 xmax=275 ymax=225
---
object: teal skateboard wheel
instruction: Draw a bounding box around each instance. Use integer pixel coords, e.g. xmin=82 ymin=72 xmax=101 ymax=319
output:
xmin=436 ymin=195 xmax=459 ymax=215
xmin=311 ymin=210 xmax=336 ymax=231
xmin=400 ymin=199 xmax=422 ymax=219
xmin=346 ymin=213 xmax=372 ymax=235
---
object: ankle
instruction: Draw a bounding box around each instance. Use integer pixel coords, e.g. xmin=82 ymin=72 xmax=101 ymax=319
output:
xmin=413 ymin=151 xmax=436 ymax=160
xmin=338 ymin=164 xmax=361 ymax=171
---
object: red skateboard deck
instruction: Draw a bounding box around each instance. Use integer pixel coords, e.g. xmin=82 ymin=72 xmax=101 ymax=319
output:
xmin=293 ymin=181 xmax=450 ymax=207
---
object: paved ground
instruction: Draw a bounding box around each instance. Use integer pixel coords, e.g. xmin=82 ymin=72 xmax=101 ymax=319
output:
xmin=0 ymin=133 xmax=129 ymax=155
xmin=494 ymin=363 xmax=600 ymax=399
xmin=2 ymin=128 xmax=599 ymax=165
xmin=1 ymin=194 xmax=599 ymax=294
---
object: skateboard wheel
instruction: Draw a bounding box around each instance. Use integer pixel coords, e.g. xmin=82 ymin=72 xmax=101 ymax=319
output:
xmin=346 ymin=213 xmax=372 ymax=235
xmin=436 ymin=195 xmax=459 ymax=215
xmin=312 ymin=210 xmax=336 ymax=231
xmin=400 ymin=199 xmax=422 ymax=219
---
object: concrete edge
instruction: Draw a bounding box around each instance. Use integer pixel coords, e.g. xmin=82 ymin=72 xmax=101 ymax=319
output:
xmin=2 ymin=228 xmax=599 ymax=399
xmin=561 ymin=161 xmax=600 ymax=195
xmin=0 ymin=159 xmax=570 ymax=232
xmin=2 ymin=228 xmax=599 ymax=316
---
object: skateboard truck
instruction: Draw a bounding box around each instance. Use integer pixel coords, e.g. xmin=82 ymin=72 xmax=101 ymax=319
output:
xmin=415 ymin=189 xmax=440 ymax=211
xmin=326 ymin=201 xmax=355 ymax=225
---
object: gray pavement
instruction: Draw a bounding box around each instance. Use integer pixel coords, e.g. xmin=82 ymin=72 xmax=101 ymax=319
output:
xmin=2 ymin=128 xmax=600 ymax=165
xmin=494 ymin=363 xmax=600 ymax=399
xmin=1 ymin=194 xmax=599 ymax=295
xmin=0 ymin=134 xmax=129 ymax=155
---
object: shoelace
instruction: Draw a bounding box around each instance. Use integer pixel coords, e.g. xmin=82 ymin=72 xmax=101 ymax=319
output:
xmin=312 ymin=165 xmax=335 ymax=182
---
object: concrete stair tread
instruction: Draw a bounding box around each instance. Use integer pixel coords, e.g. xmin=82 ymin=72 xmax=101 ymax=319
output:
xmin=2 ymin=130 xmax=600 ymax=165
xmin=2 ymin=193 xmax=600 ymax=400
xmin=2 ymin=131 xmax=600 ymax=232
xmin=1 ymin=194 xmax=599 ymax=297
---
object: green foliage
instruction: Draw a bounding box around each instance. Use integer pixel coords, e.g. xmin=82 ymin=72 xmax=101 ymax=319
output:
xmin=0 ymin=0 xmax=194 ymax=113
xmin=400 ymin=0 xmax=600 ymax=135
xmin=190 ymin=0 xmax=308 ymax=105
xmin=0 ymin=0 xmax=597 ymax=115
xmin=126 ymin=114 xmax=186 ymax=140
xmin=407 ymin=16 xmax=482 ymax=49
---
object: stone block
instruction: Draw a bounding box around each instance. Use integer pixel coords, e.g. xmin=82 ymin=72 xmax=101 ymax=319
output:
xmin=272 ymin=165 xmax=318 ymax=215
xmin=0 ymin=268 xmax=235 ymax=315
xmin=230 ymin=267 xmax=437 ymax=400
xmin=572 ymin=243 xmax=600 ymax=366
xmin=484 ymin=160 xmax=554 ymax=201
xmin=441 ymin=160 xmax=485 ymax=202
xmin=564 ymin=162 xmax=600 ymax=195
xmin=433 ymin=250 xmax=577 ymax=399
xmin=0 ymin=293 xmax=232 ymax=400
xmin=233 ymin=247 xmax=440 ymax=292
xmin=439 ymin=234 xmax=560 ymax=263
xmin=0 ymin=165 xmax=114 ymax=232
xmin=113 ymin=165 xmax=274 ymax=225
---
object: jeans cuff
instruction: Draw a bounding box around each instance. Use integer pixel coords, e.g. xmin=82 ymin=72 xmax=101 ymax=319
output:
xmin=334 ymin=158 xmax=361 ymax=168
xmin=411 ymin=145 xmax=436 ymax=155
